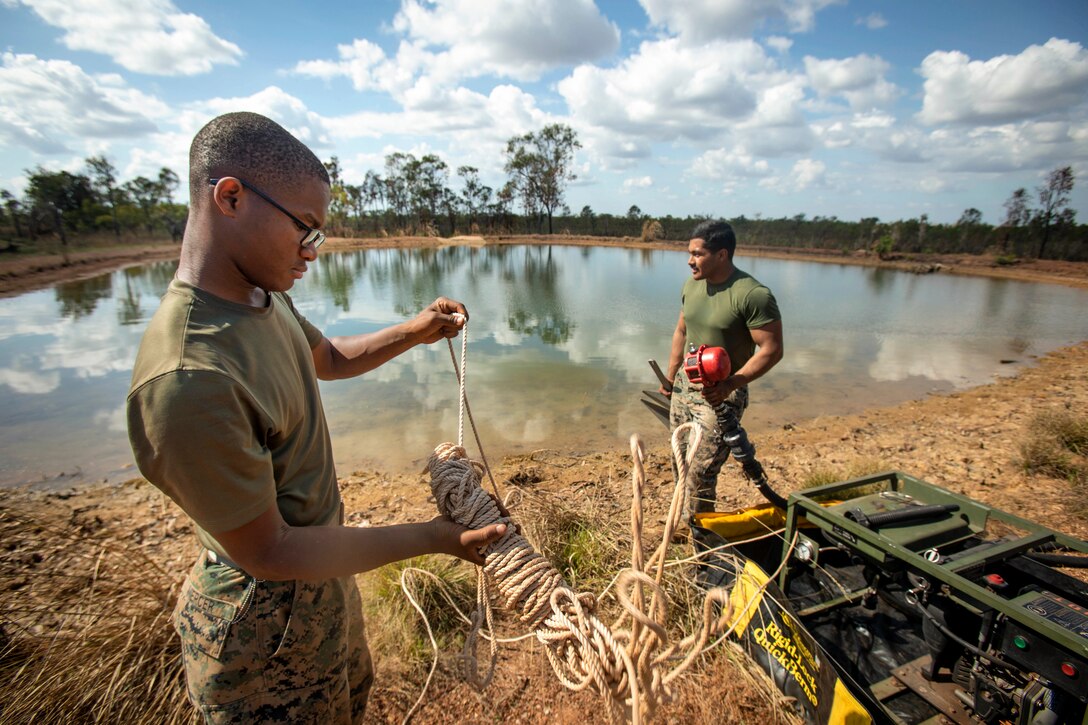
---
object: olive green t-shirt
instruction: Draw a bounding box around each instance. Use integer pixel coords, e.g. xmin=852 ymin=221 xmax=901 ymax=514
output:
xmin=127 ymin=278 xmax=340 ymax=555
xmin=682 ymin=268 xmax=780 ymax=372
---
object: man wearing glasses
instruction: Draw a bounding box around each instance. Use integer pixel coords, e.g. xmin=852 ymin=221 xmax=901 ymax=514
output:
xmin=127 ymin=112 xmax=507 ymax=722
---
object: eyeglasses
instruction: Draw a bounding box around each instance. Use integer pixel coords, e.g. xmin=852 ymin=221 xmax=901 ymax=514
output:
xmin=208 ymin=177 xmax=325 ymax=249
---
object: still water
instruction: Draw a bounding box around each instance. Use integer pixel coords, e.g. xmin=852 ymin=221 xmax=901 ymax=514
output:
xmin=1 ymin=244 xmax=1086 ymax=488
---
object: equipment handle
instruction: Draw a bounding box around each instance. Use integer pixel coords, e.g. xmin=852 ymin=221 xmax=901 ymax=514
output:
xmin=845 ymin=503 xmax=960 ymax=529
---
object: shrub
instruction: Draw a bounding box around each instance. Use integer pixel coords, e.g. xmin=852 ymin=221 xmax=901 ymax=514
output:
xmin=800 ymin=458 xmax=887 ymax=500
xmin=360 ymin=554 xmax=476 ymax=676
xmin=641 ymin=220 xmax=664 ymax=243
xmin=1019 ymin=410 xmax=1088 ymax=513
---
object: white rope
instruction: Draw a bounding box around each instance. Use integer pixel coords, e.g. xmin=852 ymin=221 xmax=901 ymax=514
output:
xmin=410 ymin=321 xmax=749 ymax=724
xmin=426 ymin=426 xmax=737 ymax=724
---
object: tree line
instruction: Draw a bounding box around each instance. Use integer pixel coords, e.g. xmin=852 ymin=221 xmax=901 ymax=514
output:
xmin=1 ymin=123 xmax=1083 ymax=261
xmin=2 ymin=157 xmax=187 ymax=250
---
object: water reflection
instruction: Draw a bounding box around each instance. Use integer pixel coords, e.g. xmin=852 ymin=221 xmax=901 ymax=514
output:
xmin=505 ymin=246 xmax=574 ymax=345
xmin=56 ymin=275 xmax=112 ymax=320
xmin=0 ymin=246 xmax=1086 ymax=488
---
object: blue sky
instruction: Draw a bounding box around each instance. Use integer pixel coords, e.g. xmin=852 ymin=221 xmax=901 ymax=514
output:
xmin=1 ymin=0 xmax=1086 ymax=225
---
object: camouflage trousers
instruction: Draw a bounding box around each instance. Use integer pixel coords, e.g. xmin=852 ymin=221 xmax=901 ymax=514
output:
xmin=669 ymin=373 xmax=750 ymax=518
xmin=172 ymin=553 xmax=373 ymax=724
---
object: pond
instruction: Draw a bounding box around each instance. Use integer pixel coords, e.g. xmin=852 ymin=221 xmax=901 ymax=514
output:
xmin=1 ymin=244 xmax=1087 ymax=488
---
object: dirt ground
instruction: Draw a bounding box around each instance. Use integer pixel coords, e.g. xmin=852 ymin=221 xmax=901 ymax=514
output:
xmin=1 ymin=235 xmax=1087 ymax=723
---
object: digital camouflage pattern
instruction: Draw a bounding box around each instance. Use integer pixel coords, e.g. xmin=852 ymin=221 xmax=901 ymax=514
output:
xmin=173 ymin=555 xmax=373 ymax=723
xmin=669 ymin=373 xmax=749 ymax=516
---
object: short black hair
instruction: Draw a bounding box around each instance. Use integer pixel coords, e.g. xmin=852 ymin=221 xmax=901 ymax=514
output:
xmin=188 ymin=112 xmax=329 ymax=205
xmin=690 ymin=219 xmax=736 ymax=257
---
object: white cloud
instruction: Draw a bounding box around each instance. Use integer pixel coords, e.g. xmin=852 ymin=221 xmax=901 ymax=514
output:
xmin=856 ymin=13 xmax=887 ymax=30
xmin=765 ymin=36 xmax=793 ymax=54
xmin=689 ymin=147 xmax=772 ymax=179
xmin=0 ymin=53 xmax=166 ymax=153
xmin=805 ymin=54 xmax=900 ymax=110
xmin=622 ymin=176 xmax=653 ymax=190
xmin=293 ymin=39 xmax=389 ymax=92
xmin=639 ymin=0 xmax=842 ymax=44
xmin=918 ymin=38 xmax=1088 ymax=126
xmin=184 ymin=86 xmax=335 ymax=149
xmin=559 ymin=38 xmax=777 ymax=141
xmin=393 ymin=0 xmax=619 ymax=79
xmin=294 ymin=0 xmax=619 ymax=98
xmin=790 ymin=158 xmax=826 ymax=188
xmin=8 ymin=0 xmax=242 ymax=75
xmin=757 ymin=157 xmax=826 ymax=193
xmin=325 ymin=84 xmax=551 ymax=155
xmin=922 ymin=122 xmax=1087 ymax=174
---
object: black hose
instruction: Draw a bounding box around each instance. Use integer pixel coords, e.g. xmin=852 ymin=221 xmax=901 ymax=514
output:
xmin=912 ymin=598 xmax=1019 ymax=672
xmin=1026 ymin=552 xmax=1088 ymax=568
xmin=712 ymin=399 xmax=789 ymax=510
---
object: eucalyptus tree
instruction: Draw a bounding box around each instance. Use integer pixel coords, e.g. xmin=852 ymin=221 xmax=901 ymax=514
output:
xmin=124 ymin=175 xmax=165 ymax=234
xmin=1033 ymin=166 xmax=1075 ymax=259
xmin=1 ymin=189 xmax=24 ymax=239
xmin=383 ymin=153 xmax=412 ymax=231
xmin=405 ymin=154 xmax=448 ymax=231
xmin=457 ymin=165 xmax=491 ymax=232
xmin=25 ymin=167 xmax=96 ymax=243
xmin=86 ymin=155 xmax=122 ymax=238
xmin=503 ymin=124 xmax=581 ymax=234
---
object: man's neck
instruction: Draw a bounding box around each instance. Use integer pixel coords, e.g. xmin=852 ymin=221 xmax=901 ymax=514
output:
xmin=177 ymin=234 xmax=267 ymax=307
xmin=705 ymin=260 xmax=736 ymax=285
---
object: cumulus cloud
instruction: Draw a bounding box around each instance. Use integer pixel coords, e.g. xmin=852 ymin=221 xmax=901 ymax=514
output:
xmin=0 ymin=52 xmax=165 ymax=153
xmin=326 ymin=84 xmax=551 ymax=153
xmin=182 ymin=86 xmax=335 ymax=149
xmin=805 ymin=54 xmax=900 ymax=110
xmin=855 ymin=13 xmax=887 ymax=30
xmin=393 ymin=0 xmax=619 ymax=78
xmin=689 ymin=147 xmax=772 ymax=179
xmin=622 ymin=175 xmax=653 ymax=190
xmin=765 ymin=36 xmax=793 ymax=54
xmin=294 ymin=0 xmax=618 ymax=98
xmin=8 ymin=0 xmax=242 ymax=75
xmin=559 ymin=38 xmax=779 ymax=139
xmin=918 ymin=38 xmax=1088 ymax=126
xmin=757 ymin=157 xmax=826 ymax=193
xmin=791 ymin=158 xmax=826 ymax=188
xmin=639 ymin=0 xmax=842 ymax=44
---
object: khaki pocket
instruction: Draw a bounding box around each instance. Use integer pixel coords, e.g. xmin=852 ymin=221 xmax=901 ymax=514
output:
xmin=174 ymin=578 xmax=238 ymax=660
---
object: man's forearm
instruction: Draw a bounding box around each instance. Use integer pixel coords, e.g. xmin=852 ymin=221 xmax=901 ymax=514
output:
xmin=318 ymin=322 xmax=421 ymax=380
xmin=245 ymin=520 xmax=443 ymax=581
xmin=665 ymin=328 xmax=686 ymax=382
xmin=729 ymin=346 xmax=783 ymax=388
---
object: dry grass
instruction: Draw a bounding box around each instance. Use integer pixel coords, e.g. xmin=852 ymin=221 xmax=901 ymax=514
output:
xmin=0 ymin=470 xmax=799 ymax=724
xmin=1019 ymin=409 xmax=1088 ymax=512
xmin=520 ymin=487 xmax=630 ymax=594
xmin=359 ymin=553 xmax=477 ymax=682
xmin=0 ymin=503 xmax=193 ymax=724
xmin=798 ymin=457 xmax=889 ymax=500
xmin=640 ymin=220 xmax=665 ymax=243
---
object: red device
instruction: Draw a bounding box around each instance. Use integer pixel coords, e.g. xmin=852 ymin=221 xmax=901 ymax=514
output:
xmin=682 ymin=345 xmax=731 ymax=385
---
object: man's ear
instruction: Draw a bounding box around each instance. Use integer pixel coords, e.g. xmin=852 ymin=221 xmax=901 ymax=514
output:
xmin=210 ymin=177 xmax=243 ymax=217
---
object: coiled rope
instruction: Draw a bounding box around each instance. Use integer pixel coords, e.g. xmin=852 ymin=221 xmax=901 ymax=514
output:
xmin=417 ymin=321 xmax=737 ymax=723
